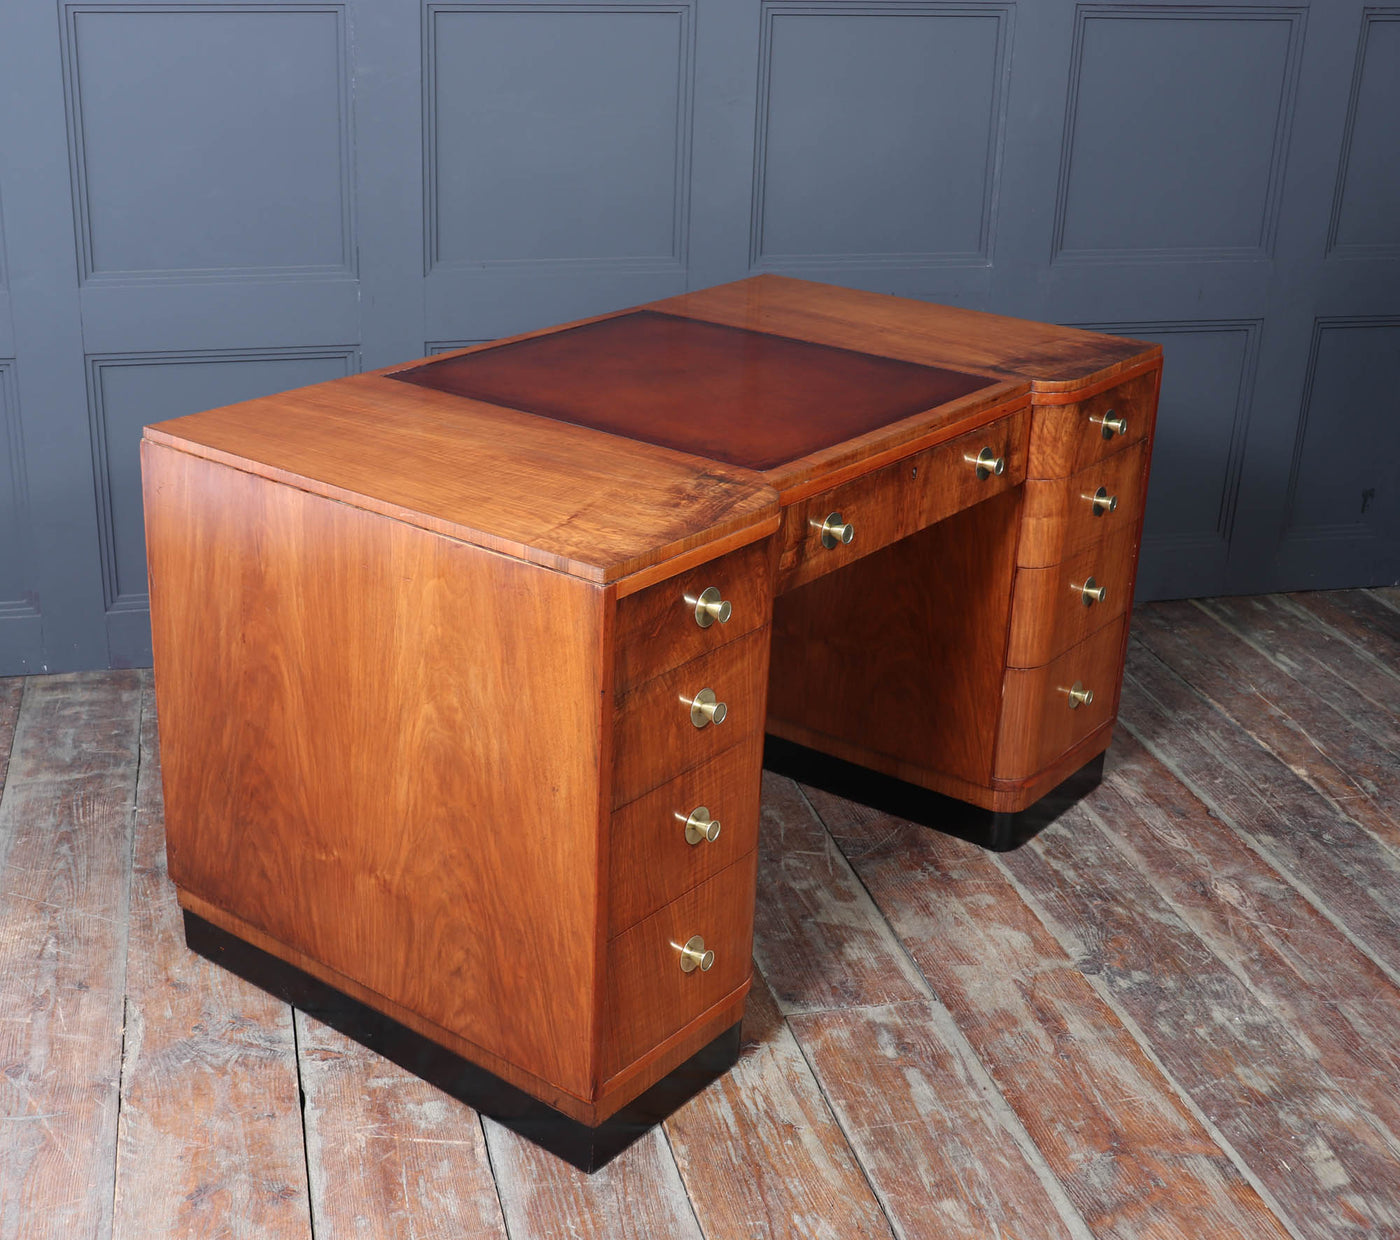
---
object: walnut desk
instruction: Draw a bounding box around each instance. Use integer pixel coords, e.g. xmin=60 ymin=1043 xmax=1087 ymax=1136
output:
xmin=141 ymin=275 xmax=1161 ymax=1169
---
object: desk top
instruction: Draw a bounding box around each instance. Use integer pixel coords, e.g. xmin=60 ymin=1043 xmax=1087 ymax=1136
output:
xmin=144 ymin=276 xmax=1158 ymax=587
xmin=387 ymin=310 xmax=998 ymax=471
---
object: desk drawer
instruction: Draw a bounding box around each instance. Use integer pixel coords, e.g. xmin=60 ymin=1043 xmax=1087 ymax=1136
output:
xmin=1018 ymin=440 xmax=1147 ymax=569
xmin=603 ymin=851 xmax=757 ymax=1079
xmin=1006 ymin=523 xmax=1138 ymax=668
xmin=608 ymin=737 xmax=762 ymax=937
xmin=775 ymin=410 xmax=1028 ymax=593
xmin=614 ymin=537 xmax=773 ymax=695
xmin=1027 ymin=367 xmax=1159 ymax=479
xmin=994 ymin=616 xmax=1126 ymax=780
xmin=612 ymin=627 xmax=770 ymax=807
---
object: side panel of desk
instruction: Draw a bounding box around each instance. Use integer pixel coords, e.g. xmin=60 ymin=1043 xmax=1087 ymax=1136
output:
xmin=142 ymin=439 xmax=610 ymax=1111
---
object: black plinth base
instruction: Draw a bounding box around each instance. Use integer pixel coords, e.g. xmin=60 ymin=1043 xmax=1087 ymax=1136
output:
xmin=763 ymin=737 xmax=1106 ymax=852
xmin=182 ymin=911 xmax=742 ymax=1172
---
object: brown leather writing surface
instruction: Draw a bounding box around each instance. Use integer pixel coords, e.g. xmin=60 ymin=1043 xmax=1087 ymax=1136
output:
xmin=388 ymin=310 xmax=996 ymax=470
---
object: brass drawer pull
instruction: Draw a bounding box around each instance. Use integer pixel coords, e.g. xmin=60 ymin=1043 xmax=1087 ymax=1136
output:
xmin=965 ymin=446 xmax=1005 ymax=479
xmin=1062 ymin=680 xmax=1094 ymax=709
xmin=687 ymin=586 xmax=732 ymax=629
xmin=812 ymin=511 xmax=854 ymax=550
xmin=682 ymin=687 xmax=727 ymax=728
xmin=1090 ymin=411 xmax=1128 ymax=439
xmin=1073 ymin=577 xmax=1107 ymax=607
xmin=679 ymin=935 xmax=714 ymax=973
xmin=1083 ymin=486 xmax=1118 ymax=516
xmin=681 ymin=806 xmax=721 ymax=845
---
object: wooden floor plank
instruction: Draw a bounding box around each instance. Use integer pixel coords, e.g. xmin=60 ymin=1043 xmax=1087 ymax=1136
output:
xmin=1132 ymin=601 xmax=1400 ymax=853
xmin=753 ymin=772 xmax=930 ymax=1016
xmin=1121 ymin=639 xmax=1400 ymax=982
xmin=6 ymin=672 xmax=143 ymax=785
xmin=297 ymin=1013 xmax=508 ymax=1240
xmin=11 ymin=584 xmax=1400 ymax=1234
xmin=788 ymin=998 xmax=1086 ymax=1240
xmin=1002 ymin=797 xmax=1400 ymax=1238
xmin=664 ymin=971 xmax=896 ymax=1240
xmin=1289 ymin=588 xmax=1400 ymax=653
xmin=111 ymin=680 xmax=311 ymax=1240
xmin=1099 ymin=734 xmax=1400 ymax=1168
xmin=0 ymin=679 xmax=24 ymax=790
xmin=0 ymin=673 xmax=143 ymax=1240
xmin=485 ymin=1119 xmax=704 ymax=1240
xmin=1198 ymin=595 xmax=1400 ymax=749
xmin=805 ymin=787 xmax=1292 ymax=1240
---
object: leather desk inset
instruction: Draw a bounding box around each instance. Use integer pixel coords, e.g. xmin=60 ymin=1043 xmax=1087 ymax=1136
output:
xmin=141 ymin=275 xmax=1161 ymax=1170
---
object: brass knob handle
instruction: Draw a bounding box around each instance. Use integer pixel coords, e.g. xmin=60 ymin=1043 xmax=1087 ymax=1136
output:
xmin=679 ymin=935 xmax=714 ymax=973
xmin=965 ymin=446 xmax=1005 ymax=479
xmin=1090 ymin=411 xmax=1128 ymax=439
xmin=687 ymin=586 xmax=732 ymax=629
xmin=682 ymin=806 xmax=721 ymax=845
xmin=811 ymin=511 xmax=854 ymax=550
xmin=683 ymin=687 xmax=727 ymax=728
xmin=1083 ymin=486 xmax=1118 ymax=516
xmin=1073 ymin=577 xmax=1107 ymax=607
xmin=1063 ymin=681 xmax=1094 ymax=709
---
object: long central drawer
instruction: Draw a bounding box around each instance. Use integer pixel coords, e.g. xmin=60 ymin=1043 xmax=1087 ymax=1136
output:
xmin=775 ymin=409 xmax=1028 ymax=593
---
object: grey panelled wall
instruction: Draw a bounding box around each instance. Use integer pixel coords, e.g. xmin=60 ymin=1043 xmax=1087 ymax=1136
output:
xmin=0 ymin=0 xmax=1395 ymax=673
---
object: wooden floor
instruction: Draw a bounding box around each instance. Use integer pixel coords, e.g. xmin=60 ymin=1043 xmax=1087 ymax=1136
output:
xmin=4 ymin=589 xmax=1400 ymax=1238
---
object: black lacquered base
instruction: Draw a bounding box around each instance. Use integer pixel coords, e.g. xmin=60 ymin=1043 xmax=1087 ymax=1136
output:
xmin=183 ymin=911 xmax=741 ymax=1172
xmin=763 ymin=737 xmax=1106 ymax=852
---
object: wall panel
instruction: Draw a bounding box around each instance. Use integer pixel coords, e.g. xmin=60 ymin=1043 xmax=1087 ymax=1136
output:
xmin=752 ymin=4 xmax=1011 ymax=269
xmin=1276 ymin=317 xmax=1400 ymax=584
xmin=0 ymin=361 xmax=41 ymax=669
xmin=61 ymin=3 xmax=354 ymax=281
xmin=1328 ymin=10 xmax=1400 ymax=256
xmin=426 ymin=3 xmax=691 ymax=271
xmin=1054 ymin=6 xmax=1305 ymax=261
xmin=0 ymin=0 xmax=1395 ymax=671
xmin=1101 ymin=322 xmax=1262 ymax=599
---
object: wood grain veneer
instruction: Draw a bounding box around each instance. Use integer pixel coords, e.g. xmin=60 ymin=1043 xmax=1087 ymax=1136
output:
xmin=654 ymin=274 xmax=1159 ymax=394
xmin=608 ymin=740 xmax=763 ymax=937
xmin=769 ymin=490 xmax=1023 ymax=790
xmin=614 ymin=536 xmax=774 ymax=694
xmin=1006 ymin=522 xmax=1139 ymax=668
xmin=1026 ymin=366 xmax=1160 ymax=479
xmin=144 ymin=441 xmax=609 ymax=1102
xmin=611 ymin=629 xmax=771 ymax=808
xmin=1018 ymin=440 xmax=1148 ymax=568
xmin=143 ymin=370 xmax=780 ymax=585
xmin=775 ymin=410 xmax=1028 ymax=594
xmin=602 ymin=851 xmax=757 ymax=1079
xmin=993 ymin=616 xmax=1128 ymax=781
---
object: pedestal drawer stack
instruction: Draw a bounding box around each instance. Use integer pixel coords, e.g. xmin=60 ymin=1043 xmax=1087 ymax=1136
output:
xmin=602 ymin=536 xmax=774 ymax=1092
xmin=993 ymin=367 xmax=1161 ymax=783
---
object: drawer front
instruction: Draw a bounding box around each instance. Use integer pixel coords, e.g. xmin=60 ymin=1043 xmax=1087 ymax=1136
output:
xmin=994 ymin=616 xmax=1127 ymax=781
xmin=603 ymin=851 xmax=757 ymax=1079
xmin=608 ymin=737 xmax=763 ymax=937
xmin=776 ymin=409 xmax=1028 ymax=594
xmin=612 ymin=626 xmax=770 ymax=807
xmin=1006 ymin=523 xmax=1138 ymax=668
xmin=1018 ymin=439 xmax=1147 ymax=569
xmin=1027 ymin=367 xmax=1159 ymax=479
xmin=614 ymin=537 xmax=774 ymax=695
